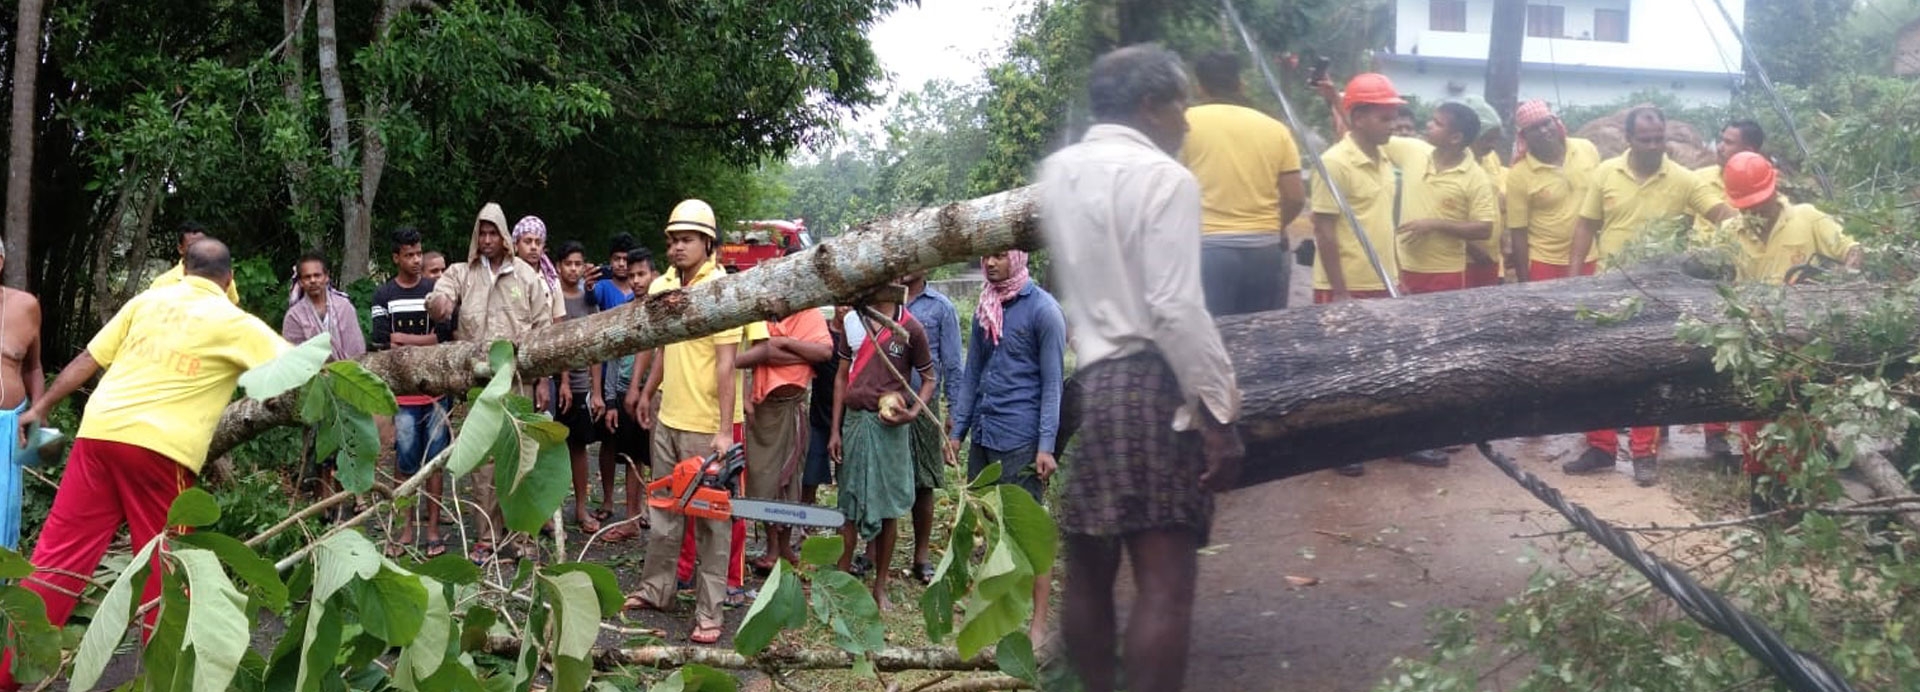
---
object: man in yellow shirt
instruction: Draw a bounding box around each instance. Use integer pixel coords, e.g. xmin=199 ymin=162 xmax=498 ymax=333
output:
xmin=148 ymin=221 xmax=242 ymax=305
xmin=1505 ymin=100 xmax=1603 ymax=281
xmin=629 ymin=199 xmax=746 ymax=645
xmin=1693 ymin=121 xmax=1763 ymax=459
xmin=6 ymin=240 xmax=285 ymax=685
xmin=1393 ymin=102 xmax=1498 ymax=294
xmin=1565 ymin=106 xmax=1736 ymax=486
xmin=1465 ymin=99 xmax=1508 ymax=287
xmin=1180 ymin=51 xmax=1305 ymax=315
xmin=1310 ymin=73 xmax=1405 ymax=304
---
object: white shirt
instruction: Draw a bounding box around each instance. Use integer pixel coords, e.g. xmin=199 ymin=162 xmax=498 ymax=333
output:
xmin=1039 ymin=124 xmax=1242 ymax=429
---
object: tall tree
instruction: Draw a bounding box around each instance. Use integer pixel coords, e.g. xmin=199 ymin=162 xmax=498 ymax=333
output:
xmin=4 ymin=0 xmax=46 ymax=287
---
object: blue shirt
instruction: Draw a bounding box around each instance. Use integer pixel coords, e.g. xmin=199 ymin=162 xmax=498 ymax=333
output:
xmin=951 ymin=283 xmax=1067 ymax=454
xmin=594 ymin=278 xmax=635 ymax=397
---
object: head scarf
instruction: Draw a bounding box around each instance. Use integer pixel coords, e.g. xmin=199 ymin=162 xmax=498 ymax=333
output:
xmin=1510 ymin=99 xmax=1566 ymax=165
xmin=512 ymin=215 xmax=560 ymax=288
xmin=974 ymin=250 xmax=1031 ymax=346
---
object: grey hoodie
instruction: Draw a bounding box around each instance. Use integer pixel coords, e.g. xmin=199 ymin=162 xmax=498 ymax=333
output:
xmin=427 ymin=202 xmax=555 ymax=342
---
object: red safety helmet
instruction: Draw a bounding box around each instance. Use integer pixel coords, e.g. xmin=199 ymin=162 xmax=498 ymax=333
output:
xmin=1342 ymin=73 xmax=1407 ymax=113
xmin=1723 ymin=151 xmax=1777 ymax=210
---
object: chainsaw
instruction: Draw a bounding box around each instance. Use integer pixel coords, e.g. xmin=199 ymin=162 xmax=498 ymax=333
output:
xmin=644 ymin=444 xmax=846 ymax=529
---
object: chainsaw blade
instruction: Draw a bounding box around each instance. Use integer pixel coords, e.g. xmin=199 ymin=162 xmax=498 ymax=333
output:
xmin=729 ymin=499 xmax=846 ymax=529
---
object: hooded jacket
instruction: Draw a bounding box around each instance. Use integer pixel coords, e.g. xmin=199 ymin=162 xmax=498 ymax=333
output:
xmin=427 ymin=202 xmax=556 ymax=343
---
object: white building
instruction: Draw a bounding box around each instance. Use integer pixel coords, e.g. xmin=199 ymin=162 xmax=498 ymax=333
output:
xmin=1378 ymin=0 xmax=1747 ymax=108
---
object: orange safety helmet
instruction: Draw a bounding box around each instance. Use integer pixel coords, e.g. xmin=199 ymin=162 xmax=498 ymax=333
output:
xmin=1342 ymin=73 xmax=1408 ymax=113
xmin=1723 ymin=151 xmax=1777 ymax=210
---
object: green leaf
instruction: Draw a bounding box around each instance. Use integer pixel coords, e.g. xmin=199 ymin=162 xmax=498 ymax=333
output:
xmin=410 ymin=552 xmax=483 ymax=586
xmin=147 ymin=555 xmax=194 ymax=690
xmin=173 ymin=548 xmax=253 ymax=692
xmin=808 ymin=570 xmax=885 ymax=656
xmin=523 ymin=418 xmax=570 ymax=446
xmin=800 ymin=535 xmax=844 ymax=567
xmin=0 ymin=586 xmax=60 ymax=682
xmin=350 ymin=568 xmax=430 ymax=646
xmin=487 ymin=340 xmax=516 ymax=377
xmin=447 ymin=398 xmax=505 ymax=476
xmin=295 ymin=599 xmax=346 ymax=692
xmin=312 ymin=531 xmax=384 ymax=602
xmin=970 ymin=461 xmax=1003 ymax=488
xmin=540 ymin=571 xmax=602 ymax=692
xmin=0 ymin=546 xmax=33 ymax=579
xmin=995 ymin=630 xmax=1038 ymax=683
xmin=648 ymin=664 xmax=738 ymax=692
xmin=299 ymin=378 xmax=332 ymax=426
xmin=167 ymin=487 xmax=222 ymax=528
xmin=173 ymin=532 xmax=289 ymax=611
xmin=921 ymin=502 xmax=976 ymax=642
xmin=459 ymin=604 xmax=497 ymax=653
xmin=545 ymin=562 xmax=624 ymax=614
xmin=399 ymin=579 xmax=451 ymax=683
xmin=998 ymin=484 xmax=1058 ymax=575
xmin=954 ymin=487 xmax=1059 ymax=658
xmin=239 ymin=333 xmax=332 ymax=400
xmin=332 ymin=406 xmax=382 ymax=494
xmin=734 ymin=559 xmax=808 ymax=656
xmin=326 ymin=360 xmax=400 ymax=415
xmin=497 ymin=425 xmax=571 ymax=534
xmin=70 ymin=534 xmax=163 ymax=692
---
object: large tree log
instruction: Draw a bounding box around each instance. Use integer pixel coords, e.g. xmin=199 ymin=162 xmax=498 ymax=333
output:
xmin=207 ymin=186 xmax=1043 ymax=460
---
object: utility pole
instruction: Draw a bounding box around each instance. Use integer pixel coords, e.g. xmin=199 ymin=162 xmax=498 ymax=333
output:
xmin=1485 ymin=0 xmax=1526 ymax=146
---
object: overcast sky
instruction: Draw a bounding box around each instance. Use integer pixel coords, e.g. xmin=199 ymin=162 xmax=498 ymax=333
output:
xmin=825 ymin=0 xmax=1035 ymax=148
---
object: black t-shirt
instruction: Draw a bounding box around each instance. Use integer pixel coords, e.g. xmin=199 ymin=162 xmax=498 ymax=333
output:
xmin=371 ymin=277 xmax=452 ymax=350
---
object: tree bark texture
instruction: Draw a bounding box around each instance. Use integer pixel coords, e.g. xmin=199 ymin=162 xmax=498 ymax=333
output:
xmin=1484 ymin=0 xmax=1525 ymax=131
xmin=281 ymin=0 xmax=313 ymax=234
xmin=315 ymin=0 xmax=364 ymax=280
xmin=205 ymin=185 xmax=1045 ymax=460
xmin=5 ymin=0 xmax=46 ymax=288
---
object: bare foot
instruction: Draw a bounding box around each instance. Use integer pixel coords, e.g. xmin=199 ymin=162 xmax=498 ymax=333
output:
xmin=873 ymin=588 xmax=893 ymax=611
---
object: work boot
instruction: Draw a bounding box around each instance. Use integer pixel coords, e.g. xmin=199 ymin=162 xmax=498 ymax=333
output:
xmin=1562 ymin=447 xmax=1615 ymax=475
xmin=1335 ymin=463 xmax=1366 ymax=477
xmin=1400 ymin=450 xmax=1451 ymax=468
xmin=1632 ymin=456 xmax=1659 ymax=487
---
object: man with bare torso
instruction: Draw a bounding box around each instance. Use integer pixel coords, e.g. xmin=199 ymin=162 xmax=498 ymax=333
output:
xmin=0 ymin=241 xmax=43 ymax=551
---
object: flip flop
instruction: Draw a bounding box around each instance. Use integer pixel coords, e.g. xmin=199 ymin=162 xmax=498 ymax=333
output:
xmin=469 ymin=541 xmax=495 ymax=565
xmin=601 ymin=523 xmax=639 ymax=543
xmin=592 ymin=508 xmax=616 ymax=523
xmin=384 ymin=541 xmax=409 ymax=559
xmin=424 ymin=538 xmax=448 ymax=558
xmin=575 ymin=513 xmax=602 ymax=534
xmin=690 ymin=620 xmax=723 ymax=644
xmin=724 ymin=587 xmax=756 ymax=609
xmin=915 ymin=562 xmax=936 ymax=585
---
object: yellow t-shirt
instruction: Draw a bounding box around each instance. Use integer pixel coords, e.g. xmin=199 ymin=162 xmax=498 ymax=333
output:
xmin=1390 ymin=141 xmax=1500 ymax=274
xmin=1693 ymin=164 xmax=1725 ymax=237
xmin=1581 ymin=154 xmax=1726 ymax=265
xmin=1506 ymin=137 xmax=1601 ymax=266
xmin=1477 ymin=150 xmax=1510 ymax=270
xmin=1717 ymin=200 xmax=1858 ymax=284
xmin=649 ymin=260 xmax=765 ymax=434
xmin=1180 ymin=103 xmax=1302 ymax=234
xmin=1310 ymin=135 xmax=1399 ymax=292
xmin=150 ymin=262 xmax=242 ymax=305
xmin=81 ymin=276 xmax=288 ymax=473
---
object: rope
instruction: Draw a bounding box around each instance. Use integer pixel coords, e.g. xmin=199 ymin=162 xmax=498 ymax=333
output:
xmin=1474 ymin=441 xmax=1858 ymax=692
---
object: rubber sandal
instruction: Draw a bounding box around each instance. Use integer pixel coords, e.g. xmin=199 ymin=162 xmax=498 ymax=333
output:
xmin=916 ymin=562 xmax=936 ymax=585
xmin=592 ymin=508 xmax=616 ymax=523
xmin=469 ymin=541 xmax=495 ymax=565
xmin=424 ymin=539 xmax=448 ymax=558
xmin=384 ymin=541 xmax=408 ymax=559
xmin=690 ymin=621 xmax=723 ymax=644
xmin=724 ymin=587 xmax=756 ymax=609
xmin=575 ymin=513 xmax=602 ymax=534
xmin=601 ymin=524 xmax=639 ymax=543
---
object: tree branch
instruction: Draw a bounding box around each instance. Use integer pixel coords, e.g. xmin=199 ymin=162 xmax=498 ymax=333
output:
xmin=482 ymin=637 xmax=1001 ymax=672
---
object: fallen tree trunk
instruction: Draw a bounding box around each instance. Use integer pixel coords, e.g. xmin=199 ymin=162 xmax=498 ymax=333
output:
xmin=482 ymin=637 xmax=999 ymax=672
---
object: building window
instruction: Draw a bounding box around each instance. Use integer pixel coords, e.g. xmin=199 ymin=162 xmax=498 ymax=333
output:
xmin=1594 ymin=8 xmax=1628 ymax=42
xmin=1430 ymin=0 xmax=1467 ymax=32
xmin=1526 ymin=4 xmax=1565 ymax=38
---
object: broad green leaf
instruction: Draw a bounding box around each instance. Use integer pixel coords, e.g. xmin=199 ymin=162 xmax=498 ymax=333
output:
xmin=401 ymin=579 xmax=451 ymax=683
xmin=970 ymin=461 xmax=1003 ymax=488
xmin=167 ymin=487 xmax=222 ymax=528
xmin=808 ymin=570 xmax=884 ymax=656
xmin=545 ymin=562 xmax=624 ymax=614
xmin=497 ymin=426 xmax=571 ymax=534
xmin=996 ymin=630 xmax=1038 ymax=683
xmin=239 ymin=333 xmax=331 ymax=400
xmin=349 ymin=568 xmax=430 ymax=646
xmin=523 ymin=418 xmax=569 ymax=446
xmin=486 ymin=340 xmax=516 ymax=378
xmin=332 ymin=406 xmax=382 ymax=494
xmin=648 ymin=664 xmax=738 ymax=692
xmin=173 ymin=532 xmax=289 ymax=611
xmin=539 ymin=571 xmax=602 ymax=692
xmin=298 ymin=378 xmax=332 ymax=425
xmin=326 ymin=360 xmax=400 ymax=415
xmin=800 ymin=535 xmax=845 ymax=567
xmin=0 ymin=546 xmax=29 ymax=579
xmin=313 ymin=531 xmax=384 ymax=602
xmin=446 ymin=398 xmax=505 ymax=476
xmin=921 ymin=502 xmax=976 ymax=642
xmin=148 ymin=564 xmax=193 ymax=690
xmin=956 ymin=594 xmax=1030 ymax=659
xmin=998 ymin=484 xmax=1058 ymax=575
xmin=174 ymin=548 xmax=252 ymax=692
xmin=69 ymin=534 xmax=162 ymax=692
xmin=314 ymin=421 xmax=342 ymax=474
xmin=734 ymin=560 xmax=807 ymax=656
xmin=0 ymin=587 xmax=60 ymax=682
xmin=410 ymin=552 xmax=483 ymax=585
xmin=295 ymin=600 xmax=346 ymax=692
xmin=459 ymin=604 xmax=498 ymax=652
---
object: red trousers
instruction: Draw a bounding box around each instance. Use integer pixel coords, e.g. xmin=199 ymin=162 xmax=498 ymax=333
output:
xmin=2 ymin=439 xmax=191 ymax=689
xmin=1527 ymin=260 xmax=1597 ymax=281
xmin=678 ymin=423 xmax=746 ymax=589
xmin=1465 ymin=262 xmax=1502 ymax=288
xmin=1586 ymin=427 xmax=1660 ymax=459
xmin=1738 ymin=419 xmax=1816 ymax=478
xmin=1400 ymin=270 xmax=1464 ymax=294
xmin=1312 ymin=288 xmax=1395 ymax=304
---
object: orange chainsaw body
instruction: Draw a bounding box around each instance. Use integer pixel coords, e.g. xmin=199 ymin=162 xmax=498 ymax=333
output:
xmin=645 ymin=454 xmax=736 ymax=522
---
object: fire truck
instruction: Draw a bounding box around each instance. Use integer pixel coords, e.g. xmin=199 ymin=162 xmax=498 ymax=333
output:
xmin=718 ymin=219 xmax=812 ymax=273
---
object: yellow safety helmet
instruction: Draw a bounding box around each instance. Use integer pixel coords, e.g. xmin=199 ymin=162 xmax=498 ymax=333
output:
xmin=664 ymin=199 xmax=718 ymax=239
